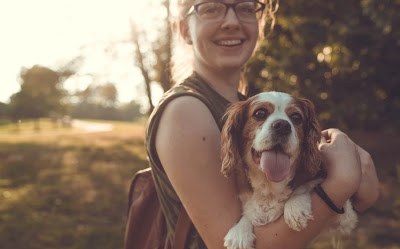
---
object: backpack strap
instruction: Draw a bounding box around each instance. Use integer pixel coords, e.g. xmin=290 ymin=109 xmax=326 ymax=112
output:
xmin=172 ymin=208 xmax=192 ymax=249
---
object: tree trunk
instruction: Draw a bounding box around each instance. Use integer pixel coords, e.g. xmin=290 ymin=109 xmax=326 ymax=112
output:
xmin=130 ymin=22 xmax=154 ymax=115
xmin=159 ymin=0 xmax=172 ymax=92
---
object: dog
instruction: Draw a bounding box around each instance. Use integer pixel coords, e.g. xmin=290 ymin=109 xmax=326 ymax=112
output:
xmin=221 ymin=92 xmax=357 ymax=249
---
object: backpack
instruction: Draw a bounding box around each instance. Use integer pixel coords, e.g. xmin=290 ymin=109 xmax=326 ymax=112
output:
xmin=124 ymin=168 xmax=192 ymax=249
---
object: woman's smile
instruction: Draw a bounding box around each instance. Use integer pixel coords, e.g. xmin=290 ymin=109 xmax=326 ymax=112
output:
xmin=214 ymin=39 xmax=244 ymax=47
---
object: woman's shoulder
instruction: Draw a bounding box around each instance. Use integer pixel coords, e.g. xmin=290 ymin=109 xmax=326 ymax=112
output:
xmin=149 ymin=79 xmax=223 ymax=129
xmin=146 ymin=90 xmax=220 ymax=149
xmin=160 ymin=95 xmax=218 ymax=131
xmin=152 ymin=82 xmax=210 ymax=115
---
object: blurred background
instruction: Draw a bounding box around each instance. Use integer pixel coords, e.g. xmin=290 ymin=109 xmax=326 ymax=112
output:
xmin=0 ymin=0 xmax=399 ymax=249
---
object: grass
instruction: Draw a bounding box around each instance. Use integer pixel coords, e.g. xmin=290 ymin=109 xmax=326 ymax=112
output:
xmin=0 ymin=119 xmax=399 ymax=249
xmin=0 ymin=119 xmax=148 ymax=249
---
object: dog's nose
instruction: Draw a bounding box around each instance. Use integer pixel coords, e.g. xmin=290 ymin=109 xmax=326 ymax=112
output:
xmin=272 ymin=119 xmax=291 ymax=136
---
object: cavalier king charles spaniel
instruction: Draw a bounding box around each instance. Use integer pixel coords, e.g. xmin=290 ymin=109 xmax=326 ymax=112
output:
xmin=221 ymin=92 xmax=357 ymax=249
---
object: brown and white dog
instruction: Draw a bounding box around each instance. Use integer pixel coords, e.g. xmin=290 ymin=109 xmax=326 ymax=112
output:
xmin=221 ymin=92 xmax=357 ymax=249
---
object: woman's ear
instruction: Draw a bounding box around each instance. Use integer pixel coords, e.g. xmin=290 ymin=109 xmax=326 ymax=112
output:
xmin=179 ymin=20 xmax=192 ymax=45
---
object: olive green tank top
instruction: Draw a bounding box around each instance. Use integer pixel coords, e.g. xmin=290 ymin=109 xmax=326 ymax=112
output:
xmin=145 ymin=72 xmax=246 ymax=249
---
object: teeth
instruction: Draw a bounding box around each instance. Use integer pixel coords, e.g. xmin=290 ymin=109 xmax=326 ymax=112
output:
xmin=216 ymin=40 xmax=242 ymax=46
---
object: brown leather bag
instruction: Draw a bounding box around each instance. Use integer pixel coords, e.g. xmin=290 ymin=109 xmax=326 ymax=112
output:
xmin=124 ymin=168 xmax=192 ymax=249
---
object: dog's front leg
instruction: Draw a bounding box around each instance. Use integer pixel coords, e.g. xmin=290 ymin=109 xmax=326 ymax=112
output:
xmin=284 ymin=191 xmax=313 ymax=231
xmin=284 ymin=179 xmax=322 ymax=231
xmin=224 ymin=215 xmax=255 ymax=249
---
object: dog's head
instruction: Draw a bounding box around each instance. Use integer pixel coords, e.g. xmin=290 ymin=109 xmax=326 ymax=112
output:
xmin=221 ymin=92 xmax=321 ymax=186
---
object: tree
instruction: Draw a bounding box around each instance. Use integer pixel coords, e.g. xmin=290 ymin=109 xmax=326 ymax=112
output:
xmin=246 ymin=0 xmax=400 ymax=132
xmin=71 ymin=82 xmax=143 ymax=121
xmin=0 ymin=102 xmax=7 ymax=118
xmin=8 ymin=65 xmax=71 ymax=126
xmin=73 ymin=83 xmax=117 ymax=107
xmin=130 ymin=23 xmax=155 ymax=114
xmin=118 ymin=101 xmax=145 ymax=122
xmin=130 ymin=0 xmax=172 ymax=115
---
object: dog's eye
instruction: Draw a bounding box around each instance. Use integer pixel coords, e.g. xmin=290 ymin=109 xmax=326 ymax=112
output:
xmin=290 ymin=113 xmax=303 ymax=125
xmin=253 ymin=108 xmax=268 ymax=120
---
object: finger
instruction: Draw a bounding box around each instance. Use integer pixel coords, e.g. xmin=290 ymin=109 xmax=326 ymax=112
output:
xmin=318 ymin=135 xmax=327 ymax=149
xmin=319 ymin=135 xmax=327 ymax=144
xmin=355 ymin=144 xmax=368 ymax=158
xmin=355 ymin=144 xmax=377 ymax=173
xmin=356 ymin=144 xmax=362 ymax=167
xmin=321 ymin=128 xmax=340 ymax=141
xmin=321 ymin=129 xmax=329 ymax=139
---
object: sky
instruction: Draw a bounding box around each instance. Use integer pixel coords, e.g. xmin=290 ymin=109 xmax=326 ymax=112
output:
xmin=0 ymin=0 xmax=165 ymax=109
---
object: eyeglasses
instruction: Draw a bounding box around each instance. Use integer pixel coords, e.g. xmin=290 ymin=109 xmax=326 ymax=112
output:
xmin=187 ymin=1 xmax=266 ymax=23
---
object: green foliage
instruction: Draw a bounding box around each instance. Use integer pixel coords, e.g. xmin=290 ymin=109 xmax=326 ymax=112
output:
xmin=246 ymin=0 xmax=400 ymax=132
xmin=0 ymin=102 xmax=7 ymax=118
xmin=71 ymin=83 xmax=144 ymax=121
xmin=74 ymin=83 xmax=118 ymax=108
xmin=118 ymin=101 xmax=145 ymax=122
xmin=8 ymin=65 xmax=70 ymax=120
xmin=70 ymin=101 xmax=144 ymax=122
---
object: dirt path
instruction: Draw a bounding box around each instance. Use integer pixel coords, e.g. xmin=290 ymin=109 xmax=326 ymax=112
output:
xmin=72 ymin=120 xmax=114 ymax=133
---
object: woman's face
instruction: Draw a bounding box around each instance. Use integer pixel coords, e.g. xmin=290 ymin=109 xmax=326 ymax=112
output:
xmin=182 ymin=0 xmax=259 ymax=73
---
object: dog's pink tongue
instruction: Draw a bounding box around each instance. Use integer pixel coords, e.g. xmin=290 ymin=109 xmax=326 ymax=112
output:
xmin=260 ymin=150 xmax=290 ymax=182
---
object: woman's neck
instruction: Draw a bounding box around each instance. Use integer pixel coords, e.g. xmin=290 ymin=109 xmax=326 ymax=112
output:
xmin=194 ymin=65 xmax=242 ymax=103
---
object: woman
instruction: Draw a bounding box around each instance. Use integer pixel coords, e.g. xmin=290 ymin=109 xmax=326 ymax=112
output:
xmin=145 ymin=0 xmax=380 ymax=248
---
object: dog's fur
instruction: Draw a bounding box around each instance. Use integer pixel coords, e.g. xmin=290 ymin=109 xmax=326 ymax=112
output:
xmin=221 ymin=92 xmax=357 ymax=249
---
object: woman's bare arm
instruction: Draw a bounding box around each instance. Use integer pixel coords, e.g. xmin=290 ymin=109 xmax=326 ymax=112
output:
xmin=156 ymin=96 xmax=242 ymax=247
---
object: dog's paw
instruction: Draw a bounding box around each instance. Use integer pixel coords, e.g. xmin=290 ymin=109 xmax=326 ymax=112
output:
xmin=224 ymin=228 xmax=255 ymax=249
xmin=336 ymin=200 xmax=358 ymax=235
xmin=224 ymin=218 xmax=255 ymax=249
xmin=284 ymin=193 xmax=313 ymax=231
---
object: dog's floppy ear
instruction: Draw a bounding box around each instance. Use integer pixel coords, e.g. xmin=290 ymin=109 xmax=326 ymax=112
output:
xmin=221 ymin=100 xmax=249 ymax=177
xmin=297 ymin=98 xmax=322 ymax=177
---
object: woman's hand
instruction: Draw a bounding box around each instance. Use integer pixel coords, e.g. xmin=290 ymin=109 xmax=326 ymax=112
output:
xmin=318 ymin=129 xmax=380 ymax=212
xmin=351 ymin=145 xmax=380 ymax=212
xmin=318 ymin=129 xmax=362 ymax=200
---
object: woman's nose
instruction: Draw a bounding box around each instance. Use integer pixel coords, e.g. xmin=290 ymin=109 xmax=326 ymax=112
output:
xmin=221 ymin=7 xmax=240 ymax=28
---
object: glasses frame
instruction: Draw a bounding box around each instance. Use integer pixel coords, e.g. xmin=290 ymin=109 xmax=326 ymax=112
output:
xmin=186 ymin=1 xmax=266 ymax=22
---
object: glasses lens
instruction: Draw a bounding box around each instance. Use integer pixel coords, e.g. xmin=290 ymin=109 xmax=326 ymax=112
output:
xmin=197 ymin=2 xmax=226 ymax=20
xmin=236 ymin=1 xmax=263 ymax=21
